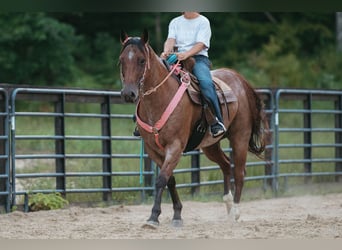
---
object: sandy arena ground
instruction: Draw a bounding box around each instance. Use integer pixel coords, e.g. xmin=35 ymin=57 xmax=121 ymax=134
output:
xmin=0 ymin=193 xmax=341 ymax=239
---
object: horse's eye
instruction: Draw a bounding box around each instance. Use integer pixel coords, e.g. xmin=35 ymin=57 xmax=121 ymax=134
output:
xmin=139 ymin=58 xmax=146 ymax=65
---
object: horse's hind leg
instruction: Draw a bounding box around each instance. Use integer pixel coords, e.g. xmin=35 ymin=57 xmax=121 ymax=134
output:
xmin=202 ymin=143 xmax=235 ymax=217
xmin=203 ymin=144 xmax=233 ymax=193
xmin=167 ymin=175 xmax=183 ymax=227
xmin=228 ymin=131 xmax=250 ymax=220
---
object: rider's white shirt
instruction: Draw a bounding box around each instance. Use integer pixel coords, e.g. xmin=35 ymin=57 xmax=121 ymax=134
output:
xmin=167 ymin=14 xmax=211 ymax=57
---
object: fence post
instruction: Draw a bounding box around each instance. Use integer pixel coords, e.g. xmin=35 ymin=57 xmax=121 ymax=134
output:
xmin=191 ymin=150 xmax=200 ymax=195
xmin=272 ymin=90 xmax=283 ymax=196
xmin=335 ymin=95 xmax=342 ymax=182
xmin=303 ymin=94 xmax=312 ymax=183
xmin=144 ymin=152 xmax=154 ymax=197
xmin=0 ymin=100 xmax=5 ymax=209
xmin=0 ymin=89 xmax=9 ymax=212
xmin=262 ymin=91 xmax=273 ymax=188
xmin=55 ymin=94 xmax=66 ymax=196
xmin=101 ymin=96 xmax=112 ymax=201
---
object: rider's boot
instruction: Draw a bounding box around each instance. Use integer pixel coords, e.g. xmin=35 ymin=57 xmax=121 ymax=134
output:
xmin=210 ymin=118 xmax=226 ymax=138
xmin=205 ymin=96 xmax=226 ymax=138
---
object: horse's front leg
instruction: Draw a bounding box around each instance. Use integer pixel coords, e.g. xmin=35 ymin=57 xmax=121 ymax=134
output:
xmin=143 ymin=143 xmax=183 ymax=229
xmin=143 ymin=171 xmax=168 ymax=228
xmin=167 ymin=175 xmax=183 ymax=227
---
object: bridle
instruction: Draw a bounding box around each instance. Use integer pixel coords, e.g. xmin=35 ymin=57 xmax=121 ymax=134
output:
xmin=120 ymin=37 xmax=181 ymax=97
xmin=119 ymin=37 xmax=151 ymax=95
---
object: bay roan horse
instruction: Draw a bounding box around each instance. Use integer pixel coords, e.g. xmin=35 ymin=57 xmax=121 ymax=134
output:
xmin=119 ymin=30 xmax=268 ymax=229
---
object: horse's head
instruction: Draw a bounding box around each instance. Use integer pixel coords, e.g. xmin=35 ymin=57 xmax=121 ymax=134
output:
xmin=119 ymin=29 xmax=149 ymax=103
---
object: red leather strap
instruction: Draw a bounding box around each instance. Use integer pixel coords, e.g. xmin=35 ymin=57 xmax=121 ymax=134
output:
xmin=136 ymin=81 xmax=188 ymax=150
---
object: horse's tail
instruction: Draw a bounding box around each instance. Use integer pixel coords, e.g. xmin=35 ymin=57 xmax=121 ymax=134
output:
xmin=241 ymin=77 xmax=269 ymax=158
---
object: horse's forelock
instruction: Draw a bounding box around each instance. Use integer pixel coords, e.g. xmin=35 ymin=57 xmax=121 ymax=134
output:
xmin=121 ymin=37 xmax=146 ymax=54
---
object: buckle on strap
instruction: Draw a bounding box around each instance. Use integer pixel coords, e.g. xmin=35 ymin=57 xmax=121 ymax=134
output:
xmin=180 ymin=72 xmax=190 ymax=86
xmin=152 ymin=127 xmax=159 ymax=134
xmin=153 ymin=129 xmax=165 ymax=151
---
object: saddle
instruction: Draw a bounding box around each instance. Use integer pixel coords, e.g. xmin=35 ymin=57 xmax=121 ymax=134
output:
xmin=187 ymin=75 xmax=237 ymax=105
xmin=169 ymin=57 xmax=237 ymax=152
xmin=174 ymin=57 xmax=237 ymax=105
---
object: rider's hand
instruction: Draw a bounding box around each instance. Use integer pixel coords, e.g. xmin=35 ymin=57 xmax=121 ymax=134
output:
xmin=160 ymin=51 xmax=170 ymax=59
xmin=176 ymin=52 xmax=190 ymax=61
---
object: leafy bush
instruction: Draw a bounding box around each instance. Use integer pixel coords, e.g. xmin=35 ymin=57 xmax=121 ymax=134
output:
xmin=28 ymin=193 xmax=69 ymax=212
xmin=74 ymin=32 xmax=121 ymax=89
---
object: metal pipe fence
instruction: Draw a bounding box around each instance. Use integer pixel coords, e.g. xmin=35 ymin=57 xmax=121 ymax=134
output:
xmin=0 ymin=88 xmax=10 ymax=212
xmin=0 ymin=85 xmax=341 ymax=213
xmin=273 ymin=89 xmax=342 ymax=191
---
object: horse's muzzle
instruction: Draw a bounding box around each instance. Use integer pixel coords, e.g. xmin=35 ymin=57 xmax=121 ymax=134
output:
xmin=121 ymin=86 xmax=138 ymax=103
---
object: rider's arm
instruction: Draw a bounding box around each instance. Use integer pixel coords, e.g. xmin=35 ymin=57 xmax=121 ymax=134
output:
xmin=161 ymin=38 xmax=176 ymax=58
xmin=177 ymin=42 xmax=206 ymax=61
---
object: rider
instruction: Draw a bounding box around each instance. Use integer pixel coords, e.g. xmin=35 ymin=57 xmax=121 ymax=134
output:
xmin=161 ymin=12 xmax=226 ymax=138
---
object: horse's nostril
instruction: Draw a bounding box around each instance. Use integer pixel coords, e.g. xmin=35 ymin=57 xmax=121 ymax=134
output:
xmin=121 ymin=90 xmax=137 ymax=103
xmin=125 ymin=94 xmax=132 ymax=101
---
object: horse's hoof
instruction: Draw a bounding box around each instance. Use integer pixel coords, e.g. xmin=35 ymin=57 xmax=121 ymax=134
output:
xmin=171 ymin=219 xmax=183 ymax=228
xmin=142 ymin=220 xmax=159 ymax=229
xmin=228 ymin=204 xmax=240 ymax=222
xmin=223 ymin=192 xmax=234 ymax=214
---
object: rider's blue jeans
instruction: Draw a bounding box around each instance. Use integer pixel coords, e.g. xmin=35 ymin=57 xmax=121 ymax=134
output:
xmin=192 ymin=55 xmax=223 ymax=123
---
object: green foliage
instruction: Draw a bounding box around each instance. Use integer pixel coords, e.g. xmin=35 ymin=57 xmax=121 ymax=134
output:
xmin=28 ymin=193 xmax=69 ymax=211
xmin=235 ymin=15 xmax=339 ymax=89
xmin=210 ymin=13 xmax=339 ymax=89
xmin=74 ymin=32 xmax=121 ymax=88
xmin=0 ymin=12 xmax=340 ymax=90
xmin=0 ymin=13 xmax=79 ymax=85
xmin=243 ymin=37 xmax=302 ymax=88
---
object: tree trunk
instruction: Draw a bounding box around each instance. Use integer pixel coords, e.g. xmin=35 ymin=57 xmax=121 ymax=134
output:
xmin=155 ymin=13 xmax=162 ymax=54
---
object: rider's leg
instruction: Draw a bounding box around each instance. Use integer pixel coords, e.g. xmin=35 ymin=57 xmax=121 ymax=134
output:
xmin=192 ymin=55 xmax=226 ymax=137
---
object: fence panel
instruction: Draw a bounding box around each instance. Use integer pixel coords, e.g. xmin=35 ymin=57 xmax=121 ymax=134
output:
xmin=10 ymin=88 xmax=153 ymax=209
xmin=0 ymin=88 xmax=10 ymax=212
xmin=273 ymin=89 xmax=342 ymax=192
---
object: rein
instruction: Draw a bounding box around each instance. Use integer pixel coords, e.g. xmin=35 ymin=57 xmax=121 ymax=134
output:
xmin=142 ymin=60 xmax=181 ymax=96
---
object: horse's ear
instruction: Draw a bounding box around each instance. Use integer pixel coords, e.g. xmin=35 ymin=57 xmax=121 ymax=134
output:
xmin=120 ymin=30 xmax=129 ymax=45
xmin=141 ymin=29 xmax=149 ymax=44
